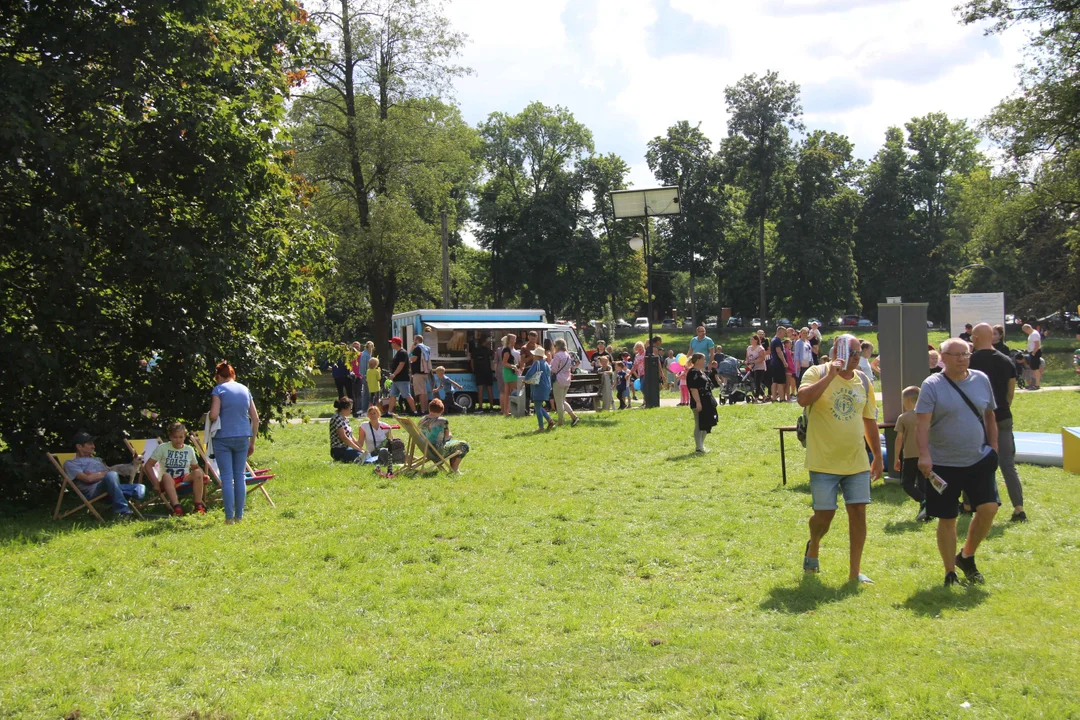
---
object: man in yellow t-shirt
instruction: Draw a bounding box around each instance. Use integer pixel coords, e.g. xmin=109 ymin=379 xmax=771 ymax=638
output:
xmin=797 ymin=334 xmax=883 ymax=584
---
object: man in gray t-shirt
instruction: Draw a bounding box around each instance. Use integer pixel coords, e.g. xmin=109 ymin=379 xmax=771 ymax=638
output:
xmin=63 ymin=431 xmax=145 ymax=517
xmin=916 ymin=339 xmax=1000 ymax=587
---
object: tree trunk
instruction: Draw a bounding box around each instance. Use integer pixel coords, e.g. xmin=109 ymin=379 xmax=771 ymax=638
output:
xmin=368 ymin=268 xmax=398 ymax=367
xmin=689 ymin=267 xmax=697 ymax=326
xmin=757 ymin=171 xmax=768 ymax=324
xmin=717 ymin=265 xmax=724 ymax=323
xmin=340 ymin=0 xmax=370 ymax=229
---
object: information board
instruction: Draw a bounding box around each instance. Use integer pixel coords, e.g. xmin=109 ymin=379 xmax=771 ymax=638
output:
xmin=949 ymin=292 xmax=1005 ymax=338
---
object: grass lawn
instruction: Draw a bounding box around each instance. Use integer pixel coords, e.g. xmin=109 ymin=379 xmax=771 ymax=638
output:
xmin=4 ymin=393 xmax=1079 ymax=718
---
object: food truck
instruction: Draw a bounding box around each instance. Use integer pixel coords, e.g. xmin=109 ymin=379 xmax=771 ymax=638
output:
xmin=390 ymin=309 xmax=594 ymax=410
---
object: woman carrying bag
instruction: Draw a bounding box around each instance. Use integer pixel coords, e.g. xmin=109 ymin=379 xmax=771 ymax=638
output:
xmin=686 ymin=352 xmax=718 ymax=453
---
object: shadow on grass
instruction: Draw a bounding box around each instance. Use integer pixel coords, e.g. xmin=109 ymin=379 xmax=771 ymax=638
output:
xmin=884 ymin=519 xmax=928 ymax=534
xmin=666 ymin=451 xmax=706 ymax=462
xmin=871 ymin=484 xmax=913 ymax=506
xmin=759 ymin=573 xmax=859 ymax=614
xmin=901 ymin=585 xmax=989 ymax=616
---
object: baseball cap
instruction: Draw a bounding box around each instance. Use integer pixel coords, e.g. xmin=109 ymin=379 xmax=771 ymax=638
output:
xmin=72 ymin=430 xmax=96 ymax=445
xmin=391 ymin=336 xmax=403 ymax=346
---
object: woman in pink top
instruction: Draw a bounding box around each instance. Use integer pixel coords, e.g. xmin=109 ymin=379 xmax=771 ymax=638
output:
xmin=745 ymin=335 xmax=767 ymax=403
xmin=631 ymin=341 xmax=646 ymax=403
xmin=783 ymin=338 xmax=797 ymax=400
xmin=549 ymin=339 xmax=580 ymax=427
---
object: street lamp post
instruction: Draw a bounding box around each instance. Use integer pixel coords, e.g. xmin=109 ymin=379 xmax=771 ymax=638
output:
xmin=610 ymin=186 xmax=680 ymax=409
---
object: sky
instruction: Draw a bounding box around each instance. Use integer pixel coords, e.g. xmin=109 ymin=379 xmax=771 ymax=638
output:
xmin=443 ymin=0 xmax=1028 ymax=190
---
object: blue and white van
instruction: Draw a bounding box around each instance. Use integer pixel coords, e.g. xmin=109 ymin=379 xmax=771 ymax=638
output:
xmin=390 ymin=309 xmax=594 ymax=409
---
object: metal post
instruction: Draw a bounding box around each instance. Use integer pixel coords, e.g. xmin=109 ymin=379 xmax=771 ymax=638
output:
xmin=441 ymin=211 xmax=450 ymax=309
xmin=643 ymin=216 xmax=660 ymax=408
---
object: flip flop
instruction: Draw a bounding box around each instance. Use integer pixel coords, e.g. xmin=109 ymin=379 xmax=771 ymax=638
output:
xmin=803 ymin=541 xmax=819 ymax=573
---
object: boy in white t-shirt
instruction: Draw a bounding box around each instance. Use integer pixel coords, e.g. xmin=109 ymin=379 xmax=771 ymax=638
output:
xmin=144 ymin=422 xmax=206 ymax=516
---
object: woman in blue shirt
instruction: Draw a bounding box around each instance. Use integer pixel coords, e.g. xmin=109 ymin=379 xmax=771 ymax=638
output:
xmin=522 ymin=347 xmax=554 ymax=432
xmin=208 ymin=362 xmax=260 ymax=524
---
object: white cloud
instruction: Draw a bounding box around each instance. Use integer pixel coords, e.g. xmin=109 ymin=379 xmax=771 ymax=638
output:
xmin=445 ymin=0 xmax=1027 ymax=184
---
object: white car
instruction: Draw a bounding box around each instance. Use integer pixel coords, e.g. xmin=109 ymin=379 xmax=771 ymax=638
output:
xmin=634 ymin=317 xmax=649 ymax=329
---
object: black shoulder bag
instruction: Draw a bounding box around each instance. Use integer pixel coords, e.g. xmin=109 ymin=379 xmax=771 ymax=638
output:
xmin=941 ymin=374 xmax=990 ymax=446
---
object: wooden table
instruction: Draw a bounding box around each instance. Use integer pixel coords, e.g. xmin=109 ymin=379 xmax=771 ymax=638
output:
xmin=775 ymin=422 xmax=894 ymax=486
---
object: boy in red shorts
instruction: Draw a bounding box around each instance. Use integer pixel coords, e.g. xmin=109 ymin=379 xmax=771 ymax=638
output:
xmin=144 ymin=422 xmax=207 ymax=516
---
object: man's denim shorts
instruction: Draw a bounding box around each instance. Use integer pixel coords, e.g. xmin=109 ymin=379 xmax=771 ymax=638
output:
xmin=809 ymin=471 xmax=872 ymax=511
xmin=389 ymin=380 xmax=412 ymax=399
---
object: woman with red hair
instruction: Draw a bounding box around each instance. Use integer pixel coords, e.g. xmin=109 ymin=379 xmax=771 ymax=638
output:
xmin=208 ymin=361 xmax=259 ymax=524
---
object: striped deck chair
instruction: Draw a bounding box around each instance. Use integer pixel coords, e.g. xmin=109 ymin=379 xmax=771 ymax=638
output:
xmin=397 ymin=416 xmax=462 ymax=474
xmin=47 ymin=451 xmax=143 ymax=522
xmin=188 ymin=431 xmax=275 ymax=508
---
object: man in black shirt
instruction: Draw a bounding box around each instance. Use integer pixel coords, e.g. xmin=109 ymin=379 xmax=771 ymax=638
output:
xmin=958 ymin=323 xmax=973 ymax=343
xmin=382 ymin=336 xmax=416 ymax=416
xmin=969 ymin=323 xmax=1026 ymax=521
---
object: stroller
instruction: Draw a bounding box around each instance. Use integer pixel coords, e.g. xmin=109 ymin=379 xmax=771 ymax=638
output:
xmin=716 ymin=356 xmax=755 ymax=404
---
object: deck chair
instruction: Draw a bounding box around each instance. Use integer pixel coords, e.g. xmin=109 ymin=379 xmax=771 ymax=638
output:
xmin=124 ymin=437 xmax=214 ymax=513
xmin=189 ymin=431 xmax=276 ymax=508
xmin=47 ymin=452 xmax=143 ymax=522
xmin=397 ymin=416 xmax=462 ymax=474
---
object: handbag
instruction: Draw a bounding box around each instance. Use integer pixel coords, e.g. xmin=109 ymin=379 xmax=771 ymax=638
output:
xmin=941 ymin=374 xmax=991 ymax=446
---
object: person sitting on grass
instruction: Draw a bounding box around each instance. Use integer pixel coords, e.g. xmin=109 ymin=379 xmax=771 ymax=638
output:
xmin=432 ymin=366 xmax=463 ymax=410
xmin=144 ymin=422 xmax=206 ymax=516
xmin=329 ymin=397 xmax=367 ymax=463
xmin=418 ymin=398 xmax=469 ymax=471
xmin=362 ymin=404 xmax=394 ymax=456
xmin=64 ymin=430 xmax=145 ymax=520
xmin=522 ymin=347 xmax=555 ymax=432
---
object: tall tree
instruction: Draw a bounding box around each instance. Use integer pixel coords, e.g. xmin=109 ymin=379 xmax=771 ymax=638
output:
xmin=773 ymin=131 xmax=862 ymax=320
xmin=724 ymin=72 xmax=804 ymax=324
xmin=854 ymin=127 xmax=914 ymax=317
xmin=292 ymin=0 xmax=474 ymax=358
xmin=0 ymin=0 xmax=327 ymax=498
xmin=646 ymin=121 xmax=725 ymax=324
xmin=904 ymin=112 xmax=982 ymax=318
xmin=476 ymin=102 xmax=595 ymax=318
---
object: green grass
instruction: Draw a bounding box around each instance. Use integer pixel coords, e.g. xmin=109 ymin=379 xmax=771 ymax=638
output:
xmin=4 ymin=397 xmax=1079 ymax=718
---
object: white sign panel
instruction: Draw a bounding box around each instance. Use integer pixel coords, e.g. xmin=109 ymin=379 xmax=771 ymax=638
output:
xmin=950 ymin=292 xmax=1005 ymax=339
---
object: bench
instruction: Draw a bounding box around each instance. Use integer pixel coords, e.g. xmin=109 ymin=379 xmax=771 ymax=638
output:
xmin=775 ymin=422 xmax=894 ymax=486
xmin=568 ymin=373 xmax=602 ymax=410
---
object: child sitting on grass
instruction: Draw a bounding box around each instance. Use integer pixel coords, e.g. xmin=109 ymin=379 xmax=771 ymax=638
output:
xmin=893 ymin=385 xmax=928 ymax=522
xmin=144 ymin=422 xmax=206 ymax=516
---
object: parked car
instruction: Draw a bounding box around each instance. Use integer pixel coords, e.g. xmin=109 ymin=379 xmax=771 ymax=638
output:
xmin=857 ymin=318 xmax=873 ymax=327
xmin=661 ymin=318 xmax=678 ymax=329
xmin=751 ymin=318 xmax=762 ymax=328
xmin=776 ymin=317 xmax=791 ymax=327
xmin=927 ymin=320 xmax=935 ymax=328
xmin=841 ymin=315 xmax=859 ymax=327
xmin=726 ymin=317 xmax=744 ymax=328
xmin=634 ymin=317 xmax=649 ymax=330
xmin=615 ymin=318 xmax=633 ymax=329
xmin=705 ymin=315 xmax=718 ymax=329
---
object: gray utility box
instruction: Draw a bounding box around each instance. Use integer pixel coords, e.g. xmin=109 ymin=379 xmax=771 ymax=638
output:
xmin=877 ymin=303 xmax=931 ymax=477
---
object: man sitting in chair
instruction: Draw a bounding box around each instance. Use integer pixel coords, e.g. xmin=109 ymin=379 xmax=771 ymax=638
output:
xmin=418 ymin=398 xmax=469 ymax=472
xmin=143 ymin=422 xmax=207 ymax=516
xmin=64 ymin=431 xmax=145 ymax=519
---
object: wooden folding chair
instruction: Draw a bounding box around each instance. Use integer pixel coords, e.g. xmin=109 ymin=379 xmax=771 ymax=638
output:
xmin=397 ymin=416 xmax=461 ymax=474
xmin=189 ymin=431 xmax=276 ymax=508
xmin=124 ymin=437 xmax=214 ymax=513
xmin=47 ymin=452 xmax=143 ymax=522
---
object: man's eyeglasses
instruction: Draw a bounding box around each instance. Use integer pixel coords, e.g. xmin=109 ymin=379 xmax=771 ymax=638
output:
xmin=943 ymin=351 xmax=972 ymax=359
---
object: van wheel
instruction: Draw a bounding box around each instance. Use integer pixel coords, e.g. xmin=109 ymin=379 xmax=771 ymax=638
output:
xmin=453 ymin=393 xmax=475 ymax=412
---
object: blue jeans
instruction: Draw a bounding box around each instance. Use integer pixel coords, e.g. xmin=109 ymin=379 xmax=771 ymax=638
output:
xmin=215 ymin=435 xmax=250 ymax=520
xmin=78 ymin=472 xmax=145 ymax=515
xmin=534 ymin=399 xmax=552 ymax=429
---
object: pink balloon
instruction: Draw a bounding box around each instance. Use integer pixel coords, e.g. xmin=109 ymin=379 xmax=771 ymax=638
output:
xmin=668 ymin=361 xmax=681 ymax=373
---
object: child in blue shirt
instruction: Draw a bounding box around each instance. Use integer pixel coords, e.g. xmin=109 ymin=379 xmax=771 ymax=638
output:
xmin=615 ymin=360 xmax=629 ymax=409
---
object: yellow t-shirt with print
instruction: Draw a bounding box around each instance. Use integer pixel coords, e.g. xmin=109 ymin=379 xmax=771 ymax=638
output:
xmin=799 ymin=364 xmax=878 ymax=475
